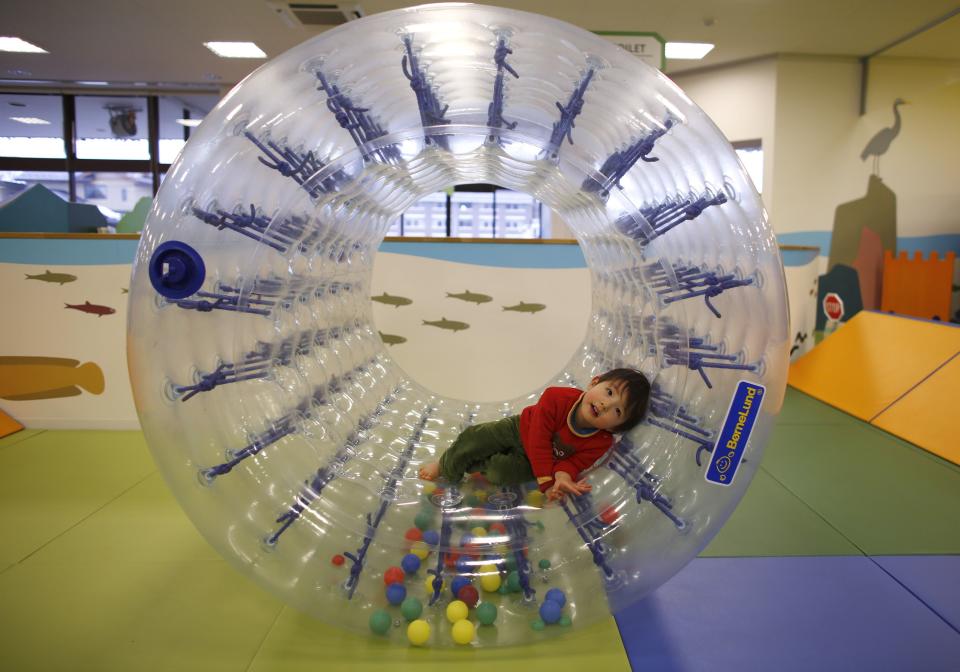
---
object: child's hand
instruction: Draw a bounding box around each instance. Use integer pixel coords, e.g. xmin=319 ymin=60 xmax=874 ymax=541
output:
xmin=547 ymin=472 xmax=591 ymax=501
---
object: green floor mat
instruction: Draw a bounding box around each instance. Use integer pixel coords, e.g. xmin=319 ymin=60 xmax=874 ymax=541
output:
xmin=761 ymin=422 xmax=960 ymax=554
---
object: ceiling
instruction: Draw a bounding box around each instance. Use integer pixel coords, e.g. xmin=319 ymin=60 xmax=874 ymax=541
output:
xmin=0 ymin=0 xmax=958 ymax=90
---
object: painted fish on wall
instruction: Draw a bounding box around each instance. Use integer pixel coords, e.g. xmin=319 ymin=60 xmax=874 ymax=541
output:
xmin=422 ymin=318 xmax=470 ymax=332
xmin=371 ymin=292 xmax=413 ymax=308
xmin=25 ymin=270 xmax=77 ymax=285
xmin=379 ymin=331 xmax=408 ymax=346
xmin=65 ymin=301 xmax=116 ymax=317
xmin=502 ymin=301 xmax=546 ymax=314
xmin=0 ymin=356 xmax=105 ymax=400
xmin=446 ymin=290 xmax=493 ymax=305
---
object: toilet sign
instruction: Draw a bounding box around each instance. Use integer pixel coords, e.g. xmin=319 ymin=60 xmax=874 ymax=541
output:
xmin=823 ymin=292 xmax=844 ymax=321
xmin=595 ymin=32 xmax=666 ymax=71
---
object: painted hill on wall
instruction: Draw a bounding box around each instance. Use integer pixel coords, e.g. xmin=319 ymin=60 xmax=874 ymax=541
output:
xmin=0 ymin=184 xmax=108 ymax=234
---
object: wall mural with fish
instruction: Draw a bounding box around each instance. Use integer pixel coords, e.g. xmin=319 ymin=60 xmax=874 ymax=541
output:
xmin=370 ymin=242 xmax=590 ymax=404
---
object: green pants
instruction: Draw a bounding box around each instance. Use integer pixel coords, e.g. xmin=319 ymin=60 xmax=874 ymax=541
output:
xmin=439 ymin=416 xmax=535 ymax=486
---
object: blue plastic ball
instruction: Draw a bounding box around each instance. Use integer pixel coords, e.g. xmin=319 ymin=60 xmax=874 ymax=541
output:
xmin=422 ymin=529 xmax=440 ymax=546
xmin=401 ymin=553 xmax=421 ymax=574
xmin=386 ymin=582 xmax=407 ymax=605
xmin=545 ymin=588 xmax=567 ymax=607
xmin=451 ymin=576 xmax=472 ymax=597
xmin=455 ymin=557 xmax=472 ymax=573
xmin=539 ymin=599 xmax=562 ymax=624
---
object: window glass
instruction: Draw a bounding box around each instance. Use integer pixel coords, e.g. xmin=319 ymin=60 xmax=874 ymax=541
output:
xmin=74 ymin=172 xmax=153 ymax=222
xmin=0 ymin=93 xmax=65 ymax=158
xmin=397 ymin=192 xmax=448 ymax=237
xmin=494 ymin=189 xmax=542 ymax=239
xmin=451 ymin=191 xmax=493 ymax=237
xmin=0 ymin=170 xmax=70 ymax=204
xmin=158 ymin=93 xmax=219 ymax=164
xmin=75 ymin=95 xmax=149 ymax=160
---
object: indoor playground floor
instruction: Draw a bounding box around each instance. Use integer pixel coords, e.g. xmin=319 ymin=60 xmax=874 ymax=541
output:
xmin=1 ymin=387 xmax=958 ymax=672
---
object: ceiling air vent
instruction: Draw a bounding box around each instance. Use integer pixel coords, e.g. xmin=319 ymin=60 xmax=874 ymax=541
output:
xmin=267 ymin=2 xmax=364 ymax=28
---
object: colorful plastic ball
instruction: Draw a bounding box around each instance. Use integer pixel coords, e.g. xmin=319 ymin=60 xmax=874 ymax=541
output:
xmin=401 ymin=553 xmax=421 ymax=574
xmin=559 ymin=615 xmax=572 ymax=627
xmin=538 ymin=559 xmax=551 ymax=570
xmin=422 ymin=529 xmax=440 ymax=546
xmin=455 ymin=557 xmax=472 ymax=573
xmin=480 ymin=572 xmax=501 ymax=593
xmin=457 ymin=584 xmax=480 ymax=608
xmin=386 ymin=583 xmax=407 ymax=606
xmin=414 ymin=511 xmax=433 ymax=531
xmin=410 ymin=541 xmax=430 ymax=560
xmin=401 ymin=597 xmax=423 ymax=622
xmin=526 ymin=490 xmax=544 ymax=508
xmin=369 ymin=609 xmax=392 ymax=635
xmin=422 ymin=482 xmax=437 ymax=495
xmin=451 ymin=618 xmax=475 ymax=645
xmin=446 ymin=600 xmax=469 ymax=623
xmin=476 ymin=602 xmax=498 ymax=626
xmin=470 ymin=526 xmax=487 ymax=537
xmin=407 ymin=619 xmax=430 ymax=646
xmin=545 ymin=588 xmax=567 ymax=607
xmin=331 ymin=554 xmax=345 ymax=566
xmin=530 ymin=619 xmax=545 ymax=631
xmin=504 ymin=556 xmax=518 ymax=572
xmin=506 ymin=571 xmax=521 ymax=592
xmin=384 ymin=566 xmax=405 ymax=585
xmin=488 ymin=522 xmax=506 ymax=535
xmin=539 ymin=600 xmax=562 ymax=624
xmin=404 ymin=528 xmax=423 ymax=543
xmin=474 ymin=489 xmax=488 ymax=503
xmin=451 ymin=576 xmax=472 ymax=597
xmin=459 ymin=534 xmax=473 ymax=548
xmin=444 ymin=552 xmax=459 ymax=569
xmin=425 ymin=574 xmax=444 ymax=594
xmin=599 ymin=505 xmax=619 ymax=526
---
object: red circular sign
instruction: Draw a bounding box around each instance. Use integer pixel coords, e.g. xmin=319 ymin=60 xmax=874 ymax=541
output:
xmin=823 ymin=292 xmax=844 ymax=321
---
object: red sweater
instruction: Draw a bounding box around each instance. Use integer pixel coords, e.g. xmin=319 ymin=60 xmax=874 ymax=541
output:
xmin=519 ymin=387 xmax=614 ymax=492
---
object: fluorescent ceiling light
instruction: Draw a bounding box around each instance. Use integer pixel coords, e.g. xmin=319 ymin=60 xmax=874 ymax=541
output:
xmin=0 ymin=37 xmax=48 ymax=53
xmin=11 ymin=116 xmax=51 ymax=125
xmin=665 ymin=42 xmax=715 ymax=60
xmin=175 ymin=118 xmax=203 ymax=127
xmin=77 ymin=80 xmax=109 ymax=86
xmin=203 ymin=41 xmax=266 ymax=58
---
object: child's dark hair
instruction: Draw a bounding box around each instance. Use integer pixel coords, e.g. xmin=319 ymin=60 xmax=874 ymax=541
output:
xmin=596 ymin=368 xmax=651 ymax=433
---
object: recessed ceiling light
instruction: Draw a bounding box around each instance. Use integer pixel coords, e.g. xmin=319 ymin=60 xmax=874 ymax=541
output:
xmin=11 ymin=116 xmax=50 ymax=125
xmin=665 ymin=42 xmax=715 ymax=60
xmin=176 ymin=118 xmax=203 ymax=127
xmin=77 ymin=81 xmax=109 ymax=86
xmin=203 ymin=41 xmax=267 ymax=58
xmin=0 ymin=37 xmax=48 ymax=53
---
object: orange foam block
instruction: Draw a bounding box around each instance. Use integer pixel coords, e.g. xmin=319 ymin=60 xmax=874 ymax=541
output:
xmin=788 ymin=311 xmax=960 ymax=421
xmin=0 ymin=407 xmax=24 ymax=439
xmin=872 ymin=354 xmax=960 ymax=466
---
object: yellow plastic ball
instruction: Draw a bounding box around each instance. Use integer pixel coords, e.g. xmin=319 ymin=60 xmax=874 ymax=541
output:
xmin=410 ymin=541 xmax=430 ymax=560
xmin=407 ymin=619 xmax=431 ymax=646
xmin=526 ymin=490 xmax=544 ymax=508
xmin=480 ymin=571 xmax=502 ymax=593
xmin=451 ymin=619 xmax=475 ymax=645
xmin=425 ymin=574 xmax=444 ymax=593
xmin=470 ymin=526 xmax=488 ymax=537
xmin=474 ymin=489 xmax=488 ymax=503
xmin=423 ymin=482 xmax=437 ymax=495
xmin=446 ymin=599 xmax=469 ymax=623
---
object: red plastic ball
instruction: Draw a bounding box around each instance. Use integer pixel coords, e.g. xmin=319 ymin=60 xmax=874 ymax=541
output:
xmin=405 ymin=528 xmax=423 ymax=543
xmin=488 ymin=522 xmax=507 ymax=535
xmin=599 ymin=505 xmax=619 ymax=526
xmin=445 ymin=552 xmax=460 ymax=569
xmin=384 ymin=566 xmax=405 ymax=585
xmin=457 ymin=584 xmax=480 ymax=608
xmin=331 ymin=554 xmax=345 ymax=566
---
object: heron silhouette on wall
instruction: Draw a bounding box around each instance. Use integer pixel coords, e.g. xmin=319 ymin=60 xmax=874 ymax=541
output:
xmin=861 ymin=98 xmax=909 ymax=175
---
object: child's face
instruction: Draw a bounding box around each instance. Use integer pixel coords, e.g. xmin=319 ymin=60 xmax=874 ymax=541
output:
xmin=577 ymin=377 xmax=629 ymax=431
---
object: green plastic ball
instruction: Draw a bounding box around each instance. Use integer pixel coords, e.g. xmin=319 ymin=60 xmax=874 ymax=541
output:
xmin=476 ymin=602 xmax=498 ymax=626
xmin=414 ymin=511 xmax=433 ymax=531
xmin=559 ymin=615 xmax=572 ymax=627
xmin=531 ymin=619 xmax=545 ymax=631
xmin=538 ymin=559 xmax=551 ymax=570
xmin=506 ymin=571 xmax=521 ymax=592
xmin=401 ymin=597 xmax=423 ymax=621
xmin=369 ymin=609 xmax=392 ymax=635
xmin=505 ymin=556 xmax=518 ymax=572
